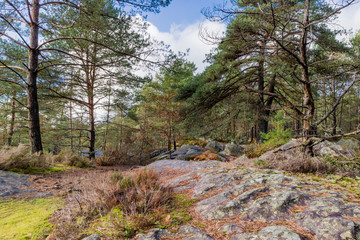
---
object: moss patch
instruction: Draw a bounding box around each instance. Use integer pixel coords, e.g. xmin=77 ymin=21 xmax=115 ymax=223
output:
xmin=293 ymin=173 xmax=360 ymax=199
xmin=0 ymin=198 xmax=61 ymax=240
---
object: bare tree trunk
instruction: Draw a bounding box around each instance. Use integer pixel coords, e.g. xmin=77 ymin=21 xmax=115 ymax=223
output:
xmin=27 ymin=0 xmax=43 ymax=153
xmin=89 ymin=96 xmax=95 ymax=160
xmin=69 ymin=83 xmax=74 ymax=151
xmin=300 ymin=0 xmax=316 ymax=139
xmin=7 ymin=91 xmax=16 ymax=146
xmin=103 ymin=83 xmax=111 ymax=151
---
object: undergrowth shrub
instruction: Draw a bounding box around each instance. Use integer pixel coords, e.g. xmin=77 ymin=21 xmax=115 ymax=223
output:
xmin=178 ymin=137 xmax=207 ymax=148
xmin=193 ymin=150 xmax=220 ymax=161
xmin=258 ymin=148 xmax=335 ymax=174
xmin=53 ymin=169 xmax=192 ymax=239
xmin=54 ymin=149 xmax=90 ymax=168
xmin=97 ymin=146 xmax=152 ymax=166
xmin=261 ymin=110 xmax=293 ymax=148
xmin=244 ymin=144 xmax=270 ymax=158
xmin=0 ymin=144 xmax=51 ymax=171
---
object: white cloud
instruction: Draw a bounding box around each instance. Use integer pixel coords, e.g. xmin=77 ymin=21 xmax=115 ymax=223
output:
xmin=144 ymin=3 xmax=358 ymax=74
xmin=146 ymin=20 xmax=226 ymax=72
xmin=336 ymin=3 xmax=360 ymax=34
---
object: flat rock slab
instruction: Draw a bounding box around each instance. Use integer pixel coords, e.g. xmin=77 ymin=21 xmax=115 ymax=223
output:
xmin=146 ymin=159 xmax=221 ymax=173
xmin=0 ymin=170 xmax=51 ymax=199
xmin=143 ymin=160 xmax=360 ymax=240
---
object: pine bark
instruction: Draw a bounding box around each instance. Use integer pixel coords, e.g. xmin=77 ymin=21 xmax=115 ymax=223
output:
xmin=27 ymin=0 xmax=43 ymax=153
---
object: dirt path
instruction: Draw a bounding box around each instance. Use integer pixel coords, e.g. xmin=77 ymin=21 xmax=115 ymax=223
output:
xmin=28 ymin=166 xmax=133 ymax=197
xmin=0 ymin=166 xmax=133 ymax=199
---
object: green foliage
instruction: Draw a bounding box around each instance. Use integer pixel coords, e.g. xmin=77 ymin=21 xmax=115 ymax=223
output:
xmin=0 ymin=198 xmax=61 ymax=240
xmin=244 ymin=144 xmax=270 ymax=158
xmin=254 ymin=159 xmax=267 ymax=167
xmin=261 ymin=111 xmax=293 ymax=148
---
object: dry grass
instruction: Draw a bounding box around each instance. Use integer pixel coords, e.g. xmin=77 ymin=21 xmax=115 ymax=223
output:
xmin=255 ymin=148 xmax=336 ymax=173
xmin=54 ymin=149 xmax=90 ymax=168
xmin=0 ymin=144 xmax=51 ymax=171
xmin=244 ymin=144 xmax=271 ymax=158
xmin=259 ymin=148 xmax=335 ymax=174
xmin=51 ymin=169 xmax=191 ymax=239
xmin=96 ymin=146 xmax=153 ymax=166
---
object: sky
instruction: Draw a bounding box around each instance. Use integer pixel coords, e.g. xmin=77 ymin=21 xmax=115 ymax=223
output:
xmin=143 ymin=0 xmax=360 ymax=73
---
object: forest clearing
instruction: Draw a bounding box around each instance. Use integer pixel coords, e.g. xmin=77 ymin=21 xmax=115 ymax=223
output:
xmin=1 ymin=0 xmax=360 ymax=239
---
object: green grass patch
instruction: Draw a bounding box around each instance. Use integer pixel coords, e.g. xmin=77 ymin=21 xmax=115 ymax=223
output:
xmin=8 ymin=165 xmax=67 ymax=174
xmin=0 ymin=197 xmax=62 ymax=240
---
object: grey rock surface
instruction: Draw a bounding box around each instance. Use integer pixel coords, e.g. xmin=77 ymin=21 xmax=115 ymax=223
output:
xmin=205 ymin=141 xmax=224 ymax=153
xmin=143 ymin=159 xmax=360 ymax=240
xmin=146 ymin=159 xmax=221 ymax=173
xmin=136 ymin=229 xmax=171 ymax=240
xmin=219 ymin=143 xmax=244 ymax=156
xmin=82 ymin=234 xmax=100 ymax=240
xmin=0 ymin=170 xmax=51 ymax=198
xmin=233 ymin=226 xmax=303 ymax=240
xmin=178 ymin=225 xmax=215 ymax=240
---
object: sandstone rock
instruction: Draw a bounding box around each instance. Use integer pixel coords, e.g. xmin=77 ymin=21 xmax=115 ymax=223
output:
xmin=313 ymin=140 xmax=345 ymax=157
xmin=234 ymin=155 xmax=249 ymax=164
xmin=218 ymin=223 xmax=244 ymax=235
xmin=245 ymin=190 xmax=311 ymax=221
xmin=219 ymin=143 xmax=244 ymax=156
xmin=136 ymin=229 xmax=171 ymax=240
xmin=142 ymin=158 xmax=360 ymax=240
xmin=201 ymin=187 xmax=269 ymax=220
xmin=337 ymin=138 xmax=360 ymax=153
xmin=147 ymin=159 xmax=221 ymax=173
xmin=205 ymin=141 xmax=224 ymax=153
xmin=232 ymin=226 xmax=302 ymax=240
xmin=177 ymin=225 xmax=215 ymax=240
xmin=82 ymin=234 xmax=100 ymax=240
xmin=193 ymin=173 xmax=235 ymax=196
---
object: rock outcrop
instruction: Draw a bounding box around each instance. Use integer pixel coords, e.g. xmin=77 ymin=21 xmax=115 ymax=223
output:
xmin=219 ymin=143 xmax=244 ymax=156
xmin=0 ymin=170 xmax=51 ymax=198
xmin=141 ymin=159 xmax=360 ymax=240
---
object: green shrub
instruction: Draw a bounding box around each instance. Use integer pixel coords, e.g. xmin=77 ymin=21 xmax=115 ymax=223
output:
xmin=261 ymin=111 xmax=293 ymax=148
xmin=244 ymin=144 xmax=270 ymax=158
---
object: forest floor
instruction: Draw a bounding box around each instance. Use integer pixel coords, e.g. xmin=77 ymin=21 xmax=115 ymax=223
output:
xmin=27 ymin=165 xmax=133 ymax=198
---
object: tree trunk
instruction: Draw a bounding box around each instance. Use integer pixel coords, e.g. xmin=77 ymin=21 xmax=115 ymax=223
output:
xmin=257 ymin=40 xmax=266 ymax=141
xmin=89 ymin=98 xmax=95 ymax=160
xmin=103 ymin=84 xmax=111 ymax=151
xmin=7 ymin=92 xmax=16 ymax=146
xmin=300 ymin=0 xmax=316 ymax=139
xmin=27 ymin=0 xmax=43 ymax=153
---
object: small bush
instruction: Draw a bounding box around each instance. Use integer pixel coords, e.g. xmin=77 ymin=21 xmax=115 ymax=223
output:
xmin=54 ymin=149 xmax=90 ymax=168
xmin=244 ymin=144 xmax=270 ymax=158
xmin=261 ymin=110 xmax=293 ymax=148
xmin=0 ymin=144 xmax=51 ymax=171
xmin=97 ymin=147 xmax=146 ymax=166
xmin=193 ymin=150 xmax=220 ymax=161
xmin=53 ymin=169 xmax=192 ymax=239
xmin=260 ymin=148 xmax=335 ymax=174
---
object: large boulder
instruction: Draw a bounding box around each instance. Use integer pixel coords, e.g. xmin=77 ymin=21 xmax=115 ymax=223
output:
xmin=205 ymin=141 xmax=224 ymax=153
xmin=337 ymin=138 xmax=360 ymax=153
xmin=219 ymin=143 xmax=244 ymax=156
